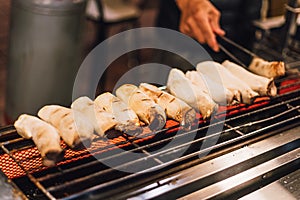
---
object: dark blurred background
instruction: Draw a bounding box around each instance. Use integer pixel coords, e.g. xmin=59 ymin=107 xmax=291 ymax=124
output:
xmin=0 ymin=0 xmax=293 ymax=125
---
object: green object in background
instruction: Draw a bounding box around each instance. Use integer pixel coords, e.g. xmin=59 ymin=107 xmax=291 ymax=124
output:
xmin=6 ymin=0 xmax=87 ymax=122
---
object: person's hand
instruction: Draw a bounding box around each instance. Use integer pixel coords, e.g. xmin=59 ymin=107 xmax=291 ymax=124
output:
xmin=176 ymin=0 xmax=225 ymax=51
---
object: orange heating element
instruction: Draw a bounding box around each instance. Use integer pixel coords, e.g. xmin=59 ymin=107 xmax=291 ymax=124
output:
xmin=0 ymin=79 xmax=299 ymax=180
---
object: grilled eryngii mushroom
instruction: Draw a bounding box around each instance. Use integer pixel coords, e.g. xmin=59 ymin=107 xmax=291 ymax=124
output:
xmin=94 ymin=92 xmax=142 ymax=135
xmin=14 ymin=114 xmax=64 ymax=167
xmin=186 ymin=70 xmax=235 ymax=105
xmin=38 ymin=105 xmax=94 ymax=149
xmin=139 ymin=83 xmax=197 ymax=128
xmin=196 ymin=61 xmax=259 ymax=104
xmin=222 ymin=60 xmax=277 ymax=97
xmin=116 ymin=84 xmax=166 ymax=131
xmin=167 ymin=68 xmax=218 ymax=119
xmin=249 ymin=57 xmax=285 ymax=78
xmin=71 ymin=96 xmax=121 ymax=137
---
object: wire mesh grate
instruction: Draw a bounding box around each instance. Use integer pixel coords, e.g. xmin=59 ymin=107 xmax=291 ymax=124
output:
xmin=0 ymin=71 xmax=299 ymax=199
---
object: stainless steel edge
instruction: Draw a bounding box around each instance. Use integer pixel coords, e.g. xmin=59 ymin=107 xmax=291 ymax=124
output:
xmin=180 ymin=147 xmax=300 ymax=199
xmin=130 ymin=126 xmax=300 ymax=200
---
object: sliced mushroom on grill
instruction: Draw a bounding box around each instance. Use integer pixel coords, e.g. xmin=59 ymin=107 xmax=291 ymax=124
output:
xmin=248 ymin=57 xmax=285 ymax=78
xmin=196 ymin=61 xmax=259 ymax=104
xmin=71 ymin=96 xmax=122 ymax=138
xmin=14 ymin=114 xmax=64 ymax=167
xmin=139 ymin=83 xmax=197 ymax=128
xmin=94 ymin=92 xmax=143 ymax=135
xmin=116 ymin=84 xmax=166 ymax=131
xmin=186 ymin=70 xmax=235 ymax=105
xmin=222 ymin=60 xmax=277 ymax=97
xmin=38 ymin=105 xmax=94 ymax=149
xmin=167 ymin=68 xmax=218 ymax=119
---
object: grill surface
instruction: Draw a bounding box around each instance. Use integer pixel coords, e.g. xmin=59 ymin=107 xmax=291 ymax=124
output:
xmin=0 ymin=70 xmax=300 ymax=200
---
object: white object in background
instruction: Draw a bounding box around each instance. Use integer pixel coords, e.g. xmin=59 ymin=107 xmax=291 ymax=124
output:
xmin=86 ymin=0 xmax=100 ymax=20
xmin=86 ymin=0 xmax=140 ymax=23
xmin=253 ymin=15 xmax=286 ymax=30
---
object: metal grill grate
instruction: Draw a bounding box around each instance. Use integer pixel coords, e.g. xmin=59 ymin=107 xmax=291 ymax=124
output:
xmin=0 ymin=120 xmax=180 ymax=176
xmin=0 ymin=71 xmax=300 ymax=199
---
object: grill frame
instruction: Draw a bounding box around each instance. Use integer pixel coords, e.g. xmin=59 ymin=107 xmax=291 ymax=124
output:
xmin=1 ymin=71 xmax=300 ymax=200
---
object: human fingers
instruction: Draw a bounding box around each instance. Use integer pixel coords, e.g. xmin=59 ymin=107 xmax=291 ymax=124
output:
xmin=179 ymin=18 xmax=191 ymax=35
xmin=193 ymin=12 xmax=219 ymax=51
xmin=186 ymin=17 xmax=205 ymax=44
xmin=209 ymin=8 xmax=225 ymax=36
